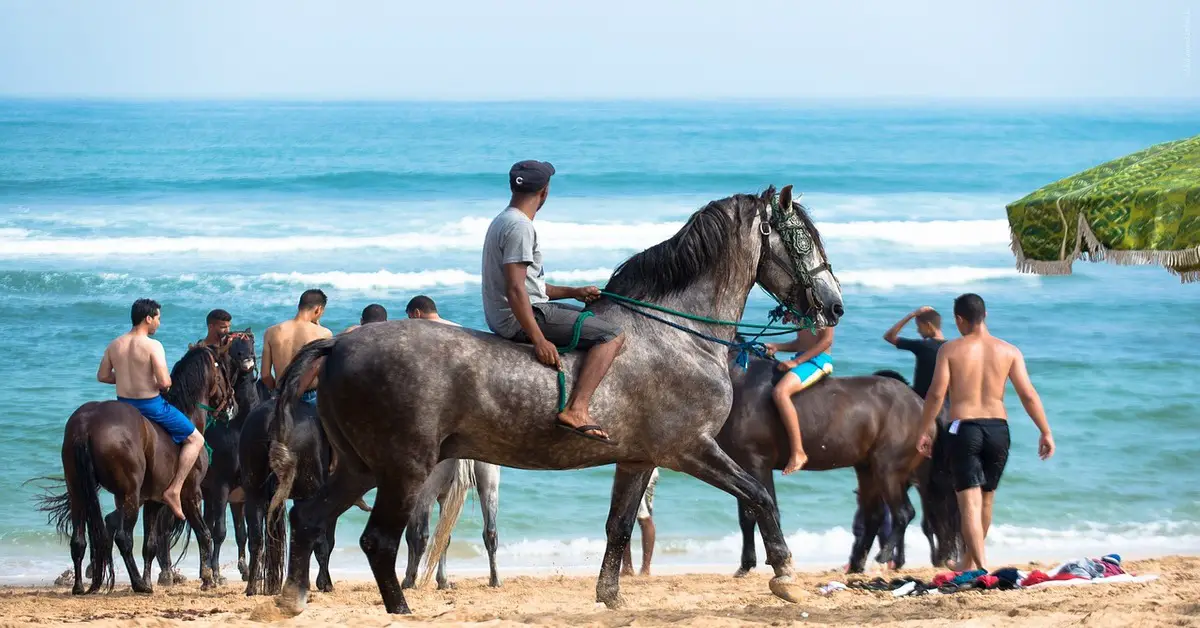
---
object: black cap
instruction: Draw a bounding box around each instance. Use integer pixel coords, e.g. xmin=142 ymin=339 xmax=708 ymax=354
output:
xmin=509 ymin=160 xmax=556 ymax=193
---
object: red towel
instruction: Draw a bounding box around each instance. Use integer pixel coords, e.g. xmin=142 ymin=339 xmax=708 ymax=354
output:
xmin=933 ymin=571 xmax=958 ymax=586
xmin=976 ymin=575 xmax=1000 ymax=589
xmin=1020 ymin=570 xmax=1050 ymax=587
xmin=1050 ymin=571 xmax=1087 ymax=582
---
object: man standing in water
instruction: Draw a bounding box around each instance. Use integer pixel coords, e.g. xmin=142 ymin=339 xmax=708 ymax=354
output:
xmin=262 ymin=289 xmax=332 ymax=404
xmin=482 ymin=160 xmax=625 ymax=444
xmin=917 ymin=293 xmax=1055 ymax=573
xmin=883 ymin=305 xmax=946 ymax=399
xmin=765 ymin=323 xmax=835 ymax=473
xmin=190 ymin=309 xmax=232 ymax=349
xmin=98 ymin=298 xmax=204 ymax=520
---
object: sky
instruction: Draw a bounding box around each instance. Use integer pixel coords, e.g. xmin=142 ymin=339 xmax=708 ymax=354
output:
xmin=0 ymin=0 xmax=1196 ymax=100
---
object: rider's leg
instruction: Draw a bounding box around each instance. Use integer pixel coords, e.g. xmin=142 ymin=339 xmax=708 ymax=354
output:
xmin=164 ymin=430 xmax=204 ymax=520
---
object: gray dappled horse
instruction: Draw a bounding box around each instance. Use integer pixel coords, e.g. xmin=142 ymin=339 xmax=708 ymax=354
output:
xmin=267 ymin=185 xmax=843 ymax=615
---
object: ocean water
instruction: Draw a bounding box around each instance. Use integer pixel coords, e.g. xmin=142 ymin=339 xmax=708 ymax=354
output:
xmin=2 ymin=100 xmax=1199 ymax=585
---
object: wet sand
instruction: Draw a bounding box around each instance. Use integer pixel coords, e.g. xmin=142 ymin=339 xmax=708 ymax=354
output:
xmin=1 ymin=556 xmax=1196 ymax=627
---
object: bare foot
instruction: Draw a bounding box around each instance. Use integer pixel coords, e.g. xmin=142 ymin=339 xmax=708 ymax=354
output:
xmin=782 ymin=452 xmax=808 ymax=475
xmin=556 ymin=408 xmax=610 ymax=441
xmin=162 ymin=487 xmax=185 ymax=520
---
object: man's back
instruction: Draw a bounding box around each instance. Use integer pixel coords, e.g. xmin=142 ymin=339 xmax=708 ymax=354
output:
xmin=942 ymin=334 xmax=1019 ymax=420
xmin=266 ymin=319 xmax=331 ymax=379
xmin=107 ymin=333 xmax=163 ymax=399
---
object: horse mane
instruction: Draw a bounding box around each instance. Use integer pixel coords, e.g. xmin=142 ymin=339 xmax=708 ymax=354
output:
xmin=165 ymin=346 xmax=217 ymax=416
xmin=605 ymin=192 xmax=763 ymax=300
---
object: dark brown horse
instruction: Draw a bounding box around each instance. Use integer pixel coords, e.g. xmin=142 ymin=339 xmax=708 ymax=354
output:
xmin=37 ymin=345 xmax=237 ymax=594
xmin=717 ymin=355 xmax=960 ymax=576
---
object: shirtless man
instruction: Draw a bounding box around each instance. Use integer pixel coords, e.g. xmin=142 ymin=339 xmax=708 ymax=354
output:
xmin=765 ymin=322 xmax=835 ymax=474
xmin=406 ymin=295 xmax=460 ymax=326
xmin=98 ymin=298 xmax=204 ymax=520
xmin=262 ymin=289 xmax=332 ymax=404
xmin=917 ymin=293 xmax=1054 ymax=573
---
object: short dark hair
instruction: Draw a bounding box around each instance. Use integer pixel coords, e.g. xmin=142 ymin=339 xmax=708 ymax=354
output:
xmin=131 ymin=298 xmax=161 ymax=327
xmin=361 ymin=303 xmax=388 ymax=324
xmin=953 ymin=293 xmax=987 ymax=325
xmin=916 ymin=309 xmax=942 ymax=328
xmin=298 ymin=289 xmax=328 ymax=311
xmin=206 ymin=309 xmax=232 ymax=325
xmin=405 ymin=295 xmax=437 ymax=315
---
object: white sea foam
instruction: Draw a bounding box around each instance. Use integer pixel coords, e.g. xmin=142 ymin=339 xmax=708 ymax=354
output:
xmin=0 ymin=217 xmax=1012 ymax=258
xmin=836 ymin=266 xmax=1035 ymax=289
xmin=4 ymin=520 xmax=1194 ymax=586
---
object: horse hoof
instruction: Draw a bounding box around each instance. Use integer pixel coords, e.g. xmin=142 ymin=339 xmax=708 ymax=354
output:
xmin=733 ymin=567 xmax=752 ymax=579
xmin=437 ymin=581 xmax=455 ymax=591
xmin=769 ymin=575 xmax=802 ymax=604
xmin=158 ymin=573 xmax=174 ymax=587
xmin=213 ymin=574 xmax=228 ymax=586
xmin=400 ymin=578 xmax=415 ymax=590
xmin=489 ymin=577 xmax=502 ymax=588
xmin=132 ymin=583 xmax=154 ymax=595
xmin=238 ymin=562 xmax=249 ymax=582
xmin=275 ymin=585 xmax=307 ymax=617
xmin=172 ymin=569 xmax=188 ymax=584
xmin=317 ymin=581 xmax=334 ymax=594
xmin=71 ymin=585 xmax=85 ymax=595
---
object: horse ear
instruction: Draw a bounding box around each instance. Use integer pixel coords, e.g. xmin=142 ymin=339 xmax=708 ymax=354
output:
xmin=242 ymin=327 xmax=252 ymax=335
xmin=780 ymin=185 xmax=794 ymax=209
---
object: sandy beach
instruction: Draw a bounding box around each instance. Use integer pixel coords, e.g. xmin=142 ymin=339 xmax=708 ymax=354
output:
xmin=1 ymin=556 xmax=1195 ymax=627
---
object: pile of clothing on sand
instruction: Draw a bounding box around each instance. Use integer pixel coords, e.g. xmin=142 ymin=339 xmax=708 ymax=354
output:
xmin=818 ymin=554 xmax=1159 ymax=598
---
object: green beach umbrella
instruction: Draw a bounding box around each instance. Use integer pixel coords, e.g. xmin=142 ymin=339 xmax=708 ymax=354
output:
xmin=1006 ymin=134 xmax=1200 ymax=283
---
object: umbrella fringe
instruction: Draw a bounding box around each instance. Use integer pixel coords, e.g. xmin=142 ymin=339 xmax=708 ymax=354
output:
xmin=1013 ymin=214 xmax=1200 ymax=283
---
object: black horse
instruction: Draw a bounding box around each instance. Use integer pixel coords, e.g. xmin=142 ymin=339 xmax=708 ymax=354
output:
xmin=200 ymin=330 xmax=266 ymax=584
xmin=717 ymin=356 xmax=960 ymax=575
xmin=240 ymin=396 xmax=371 ymax=596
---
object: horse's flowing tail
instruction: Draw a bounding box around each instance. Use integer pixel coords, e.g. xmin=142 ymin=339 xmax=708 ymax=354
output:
xmin=267 ymin=337 xmax=337 ymax=522
xmin=418 ymin=459 xmax=476 ymax=588
xmin=36 ymin=441 xmax=114 ymax=592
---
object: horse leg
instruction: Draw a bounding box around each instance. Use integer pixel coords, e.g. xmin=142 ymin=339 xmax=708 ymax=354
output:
xmin=183 ymin=487 xmax=216 ymax=590
xmin=314 ymin=514 xmax=338 ymax=593
xmin=203 ymin=486 xmax=230 ymax=585
xmin=873 ymin=476 xmax=912 ymax=569
xmin=435 ymin=522 xmax=451 ymax=591
xmin=243 ymin=493 xmax=266 ymax=596
xmin=847 ymin=467 xmax=883 ymax=574
xmin=400 ymin=505 xmax=430 ymax=589
xmin=888 ymin=490 xmax=917 ymax=570
xmin=477 ymin=464 xmax=502 ymax=588
xmin=230 ymin=500 xmax=250 ymax=581
xmin=675 ymin=439 xmax=800 ymax=603
xmin=141 ymin=502 xmax=162 ymax=586
xmin=358 ymin=474 xmax=429 ymax=616
xmin=735 ymin=462 xmax=775 ymax=578
xmin=108 ymin=497 xmax=152 ymax=594
xmin=276 ymin=470 xmax=375 ymax=615
xmin=595 ymin=465 xmax=655 ymax=609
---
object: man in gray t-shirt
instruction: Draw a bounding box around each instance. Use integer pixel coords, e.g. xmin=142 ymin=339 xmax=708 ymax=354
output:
xmin=480 ymin=160 xmax=625 ymax=444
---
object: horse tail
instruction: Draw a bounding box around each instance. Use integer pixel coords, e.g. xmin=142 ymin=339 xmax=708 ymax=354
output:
xmin=922 ymin=403 xmax=960 ymax=565
xmin=35 ymin=441 xmax=114 ymax=592
xmin=157 ymin=503 xmax=190 ymax=566
xmin=418 ymin=459 xmax=476 ymax=588
xmin=267 ymin=337 xmax=336 ymax=522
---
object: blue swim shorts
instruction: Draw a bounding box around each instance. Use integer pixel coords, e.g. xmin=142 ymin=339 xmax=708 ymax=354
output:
xmin=788 ymin=352 xmax=834 ymax=389
xmin=118 ymin=395 xmax=197 ymax=444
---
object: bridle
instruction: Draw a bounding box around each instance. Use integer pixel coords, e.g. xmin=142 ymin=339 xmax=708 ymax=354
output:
xmin=199 ymin=346 xmax=238 ymax=424
xmin=756 ymin=194 xmax=834 ymax=324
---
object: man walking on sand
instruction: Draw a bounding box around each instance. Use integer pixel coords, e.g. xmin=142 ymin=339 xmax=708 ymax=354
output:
xmin=917 ymin=293 xmax=1055 ymax=573
xmin=98 ymin=298 xmax=204 ymax=520
xmin=262 ymin=289 xmax=332 ymax=404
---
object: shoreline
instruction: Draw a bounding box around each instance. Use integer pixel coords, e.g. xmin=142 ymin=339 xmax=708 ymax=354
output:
xmin=1 ymin=555 xmax=1195 ymax=627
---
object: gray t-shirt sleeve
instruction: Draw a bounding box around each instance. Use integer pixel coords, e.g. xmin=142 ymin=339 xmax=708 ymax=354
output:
xmin=500 ymin=220 xmax=536 ymax=265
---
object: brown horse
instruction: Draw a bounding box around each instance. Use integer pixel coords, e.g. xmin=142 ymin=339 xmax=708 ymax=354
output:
xmin=37 ymin=345 xmax=237 ymax=594
xmin=717 ymin=355 xmax=960 ymax=575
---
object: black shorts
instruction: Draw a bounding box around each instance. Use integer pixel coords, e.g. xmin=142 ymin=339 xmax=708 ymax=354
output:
xmin=512 ymin=303 xmax=622 ymax=349
xmin=950 ymin=419 xmax=1010 ymax=493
